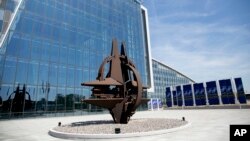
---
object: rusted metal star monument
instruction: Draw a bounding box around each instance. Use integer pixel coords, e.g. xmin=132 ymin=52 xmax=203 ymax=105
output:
xmin=81 ymin=39 xmax=147 ymax=124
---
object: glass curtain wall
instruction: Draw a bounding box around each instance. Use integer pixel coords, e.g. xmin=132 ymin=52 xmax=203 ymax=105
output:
xmin=0 ymin=0 xmax=148 ymax=119
xmin=152 ymin=59 xmax=194 ymax=104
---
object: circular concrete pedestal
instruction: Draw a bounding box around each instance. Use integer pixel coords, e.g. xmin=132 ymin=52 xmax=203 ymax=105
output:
xmin=49 ymin=118 xmax=190 ymax=139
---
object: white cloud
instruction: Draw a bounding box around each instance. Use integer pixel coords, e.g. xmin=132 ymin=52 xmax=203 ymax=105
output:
xmin=145 ymin=0 xmax=250 ymax=92
xmin=156 ymin=11 xmax=215 ymax=20
xmin=149 ymin=21 xmax=250 ymax=92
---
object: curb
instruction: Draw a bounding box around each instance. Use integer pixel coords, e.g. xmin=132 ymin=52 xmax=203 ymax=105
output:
xmin=48 ymin=122 xmax=191 ymax=139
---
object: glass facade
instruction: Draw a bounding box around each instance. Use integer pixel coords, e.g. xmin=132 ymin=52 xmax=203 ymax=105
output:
xmin=151 ymin=59 xmax=194 ymax=104
xmin=0 ymin=0 xmax=150 ymax=119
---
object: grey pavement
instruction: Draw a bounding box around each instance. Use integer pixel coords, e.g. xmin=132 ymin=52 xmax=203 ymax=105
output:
xmin=0 ymin=109 xmax=250 ymax=141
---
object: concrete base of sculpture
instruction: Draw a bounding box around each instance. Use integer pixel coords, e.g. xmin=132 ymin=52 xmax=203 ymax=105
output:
xmin=48 ymin=118 xmax=190 ymax=139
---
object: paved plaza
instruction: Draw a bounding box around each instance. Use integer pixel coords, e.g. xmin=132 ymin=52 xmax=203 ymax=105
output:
xmin=0 ymin=109 xmax=250 ymax=141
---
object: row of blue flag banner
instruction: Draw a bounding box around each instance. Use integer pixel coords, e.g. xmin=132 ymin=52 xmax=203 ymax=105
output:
xmin=166 ymin=77 xmax=247 ymax=107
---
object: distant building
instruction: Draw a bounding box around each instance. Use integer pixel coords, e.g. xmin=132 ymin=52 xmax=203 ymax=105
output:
xmin=150 ymin=58 xmax=195 ymax=104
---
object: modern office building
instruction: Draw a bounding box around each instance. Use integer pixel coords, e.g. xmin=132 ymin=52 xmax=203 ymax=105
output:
xmin=151 ymin=58 xmax=195 ymax=104
xmin=0 ymin=0 xmax=153 ymax=119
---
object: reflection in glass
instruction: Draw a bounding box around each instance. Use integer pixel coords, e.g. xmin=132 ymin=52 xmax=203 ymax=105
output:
xmin=27 ymin=61 xmax=38 ymax=85
xmin=1 ymin=84 xmax=32 ymax=116
xmin=15 ymin=60 xmax=28 ymax=84
xmin=66 ymin=88 xmax=74 ymax=111
xmin=0 ymin=0 xmax=150 ymax=118
xmin=56 ymin=88 xmax=65 ymax=112
xmin=49 ymin=64 xmax=58 ymax=86
xmin=2 ymin=58 xmax=16 ymax=84
xmin=47 ymin=87 xmax=56 ymax=112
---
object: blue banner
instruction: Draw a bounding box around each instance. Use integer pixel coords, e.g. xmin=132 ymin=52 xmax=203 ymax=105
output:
xmin=172 ymin=90 xmax=177 ymax=106
xmin=206 ymin=81 xmax=220 ymax=105
xmin=165 ymin=87 xmax=172 ymax=107
xmin=158 ymin=99 xmax=163 ymax=108
xmin=193 ymin=83 xmax=206 ymax=105
xmin=153 ymin=99 xmax=158 ymax=109
xmin=219 ymin=79 xmax=235 ymax=104
xmin=148 ymin=98 xmax=163 ymax=109
xmin=183 ymin=84 xmax=193 ymax=106
xmin=176 ymin=86 xmax=183 ymax=106
xmin=234 ymin=78 xmax=246 ymax=104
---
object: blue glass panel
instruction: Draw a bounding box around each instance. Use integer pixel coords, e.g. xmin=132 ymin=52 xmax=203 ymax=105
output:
xmin=51 ymin=25 xmax=60 ymax=41
xmin=6 ymin=0 xmax=16 ymax=12
xmin=31 ymin=40 xmax=42 ymax=60
xmin=193 ymin=83 xmax=206 ymax=106
xmin=27 ymin=85 xmax=37 ymax=102
xmin=27 ymin=61 xmax=39 ymax=85
xmin=83 ymin=69 xmax=89 ymax=82
xmin=172 ymin=90 xmax=177 ymax=106
xmin=68 ymin=48 xmax=76 ymax=66
xmin=36 ymin=86 xmax=46 ymax=113
xmin=75 ymin=68 xmax=82 ymax=87
xmin=183 ymin=84 xmax=193 ymax=106
xmin=75 ymin=50 xmax=82 ymax=67
xmin=15 ymin=60 xmax=28 ymax=85
xmin=74 ymin=88 xmax=83 ymax=111
xmin=41 ymin=42 xmax=49 ymax=61
xmin=18 ymin=37 xmax=30 ymax=59
xmin=38 ymin=63 xmax=49 ymax=85
xmin=6 ymin=33 xmax=21 ymax=57
xmin=44 ymin=4 xmax=54 ymax=20
xmin=2 ymin=57 xmax=16 ymax=84
xmin=26 ymin=0 xmax=40 ymax=13
xmin=165 ymin=87 xmax=172 ymax=107
xmin=47 ymin=87 xmax=56 ymax=112
xmin=49 ymin=43 xmax=59 ymax=63
xmin=56 ymin=88 xmax=65 ymax=111
xmin=49 ymin=64 xmax=58 ymax=86
xmin=82 ymin=87 xmax=91 ymax=99
xmin=58 ymin=65 xmax=67 ymax=87
xmin=234 ymin=78 xmax=246 ymax=104
xmin=219 ymin=79 xmax=235 ymax=104
xmin=0 ymin=85 xmax=14 ymax=109
xmin=32 ymin=20 xmax=43 ymax=36
xmin=82 ymin=50 xmax=89 ymax=67
xmin=59 ymin=47 xmax=67 ymax=65
xmin=206 ymin=81 xmax=219 ymax=105
xmin=67 ymin=67 xmax=75 ymax=87
xmin=41 ymin=23 xmax=52 ymax=40
xmin=66 ymin=88 xmax=74 ymax=111
xmin=0 ymin=85 xmax=14 ymax=117
xmin=22 ymin=85 xmax=36 ymax=113
xmin=176 ymin=86 xmax=183 ymax=106
xmin=18 ymin=15 xmax=33 ymax=34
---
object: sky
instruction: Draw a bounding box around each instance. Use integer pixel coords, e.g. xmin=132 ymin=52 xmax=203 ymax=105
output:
xmin=143 ymin=0 xmax=250 ymax=93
